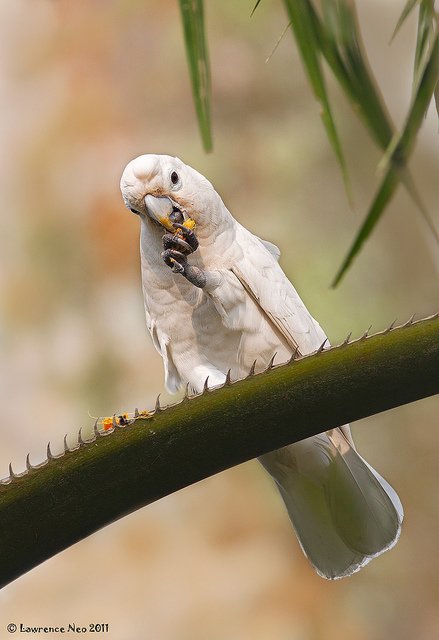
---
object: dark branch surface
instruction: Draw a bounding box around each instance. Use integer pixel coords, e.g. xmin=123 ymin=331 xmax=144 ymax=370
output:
xmin=0 ymin=315 xmax=438 ymax=588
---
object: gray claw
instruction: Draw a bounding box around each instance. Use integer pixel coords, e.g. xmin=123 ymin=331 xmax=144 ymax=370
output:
xmin=171 ymin=260 xmax=185 ymax=275
xmin=173 ymin=223 xmax=199 ymax=252
xmin=162 ymin=233 xmax=193 ymax=255
xmin=162 ymin=249 xmax=187 ymax=274
xmin=161 ymin=248 xmax=206 ymax=288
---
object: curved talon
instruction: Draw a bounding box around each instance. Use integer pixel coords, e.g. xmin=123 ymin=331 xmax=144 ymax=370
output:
xmin=161 ymin=248 xmax=187 ymax=272
xmin=173 ymin=223 xmax=199 ymax=252
xmin=162 ymin=233 xmax=193 ymax=255
xmin=171 ymin=261 xmax=185 ymax=274
xmin=161 ymin=248 xmax=206 ymax=288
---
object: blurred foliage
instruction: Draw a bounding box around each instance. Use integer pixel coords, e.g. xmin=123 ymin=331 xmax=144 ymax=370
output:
xmin=181 ymin=0 xmax=438 ymax=284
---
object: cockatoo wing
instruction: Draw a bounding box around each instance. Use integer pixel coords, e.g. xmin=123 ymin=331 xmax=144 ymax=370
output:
xmin=257 ymin=237 xmax=281 ymax=262
xmin=233 ymin=225 xmax=354 ymax=446
xmin=232 ymin=228 xmax=403 ymax=577
xmin=232 ymin=223 xmax=327 ymax=356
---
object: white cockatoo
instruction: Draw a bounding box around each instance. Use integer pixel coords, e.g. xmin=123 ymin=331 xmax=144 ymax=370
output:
xmin=120 ymin=154 xmax=403 ymax=579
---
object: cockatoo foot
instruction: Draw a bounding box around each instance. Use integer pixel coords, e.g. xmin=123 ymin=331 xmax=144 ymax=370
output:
xmin=173 ymin=223 xmax=199 ymax=252
xmin=162 ymin=233 xmax=193 ymax=254
xmin=161 ymin=249 xmax=207 ymax=288
xmin=162 ymin=221 xmax=199 ymax=256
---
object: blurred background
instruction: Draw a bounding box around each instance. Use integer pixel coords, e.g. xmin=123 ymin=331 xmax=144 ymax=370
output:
xmin=0 ymin=0 xmax=438 ymax=638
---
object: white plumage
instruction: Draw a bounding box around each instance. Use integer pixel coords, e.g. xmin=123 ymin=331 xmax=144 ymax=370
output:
xmin=120 ymin=154 xmax=403 ymax=579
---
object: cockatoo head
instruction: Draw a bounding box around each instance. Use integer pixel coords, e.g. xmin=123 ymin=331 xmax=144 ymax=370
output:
xmin=120 ymin=154 xmax=226 ymax=239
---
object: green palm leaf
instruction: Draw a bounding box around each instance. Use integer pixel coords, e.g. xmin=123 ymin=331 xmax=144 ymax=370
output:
xmin=332 ymin=169 xmax=398 ymax=287
xmin=413 ymin=0 xmax=436 ymax=88
xmin=334 ymin=34 xmax=439 ymax=286
xmin=391 ymin=0 xmax=421 ymax=41
xmin=178 ymin=0 xmax=437 ymax=283
xmin=179 ymin=0 xmax=212 ymax=151
xmin=251 ymin=0 xmax=263 ymax=17
xmin=319 ymin=0 xmax=394 ymax=149
xmin=283 ymin=0 xmax=351 ymax=199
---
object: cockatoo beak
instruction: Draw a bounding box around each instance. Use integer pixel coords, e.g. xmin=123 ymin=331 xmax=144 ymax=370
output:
xmin=144 ymin=195 xmax=176 ymax=231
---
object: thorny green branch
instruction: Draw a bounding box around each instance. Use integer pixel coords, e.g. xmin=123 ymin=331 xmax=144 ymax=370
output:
xmin=0 ymin=314 xmax=438 ymax=588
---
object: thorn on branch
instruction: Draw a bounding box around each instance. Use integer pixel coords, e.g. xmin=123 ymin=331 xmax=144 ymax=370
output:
xmin=385 ymin=319 xmax=397 ymax=333
xmin=288 ymin=347 xmax=299 ymax=363
xmin=247 ymin=360 xmax=257 ymax=377
xmin=402 ymin=313 xmax=416 ymax=327
xmin=266 ymin=353 xmax=277 ymax=371
xmin=342 ymin=332 xmax=352 ymax=346
xmin=360 ymin=326 xmax=372 ymax=340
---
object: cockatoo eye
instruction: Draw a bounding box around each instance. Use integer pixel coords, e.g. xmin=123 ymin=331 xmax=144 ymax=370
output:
xmin=170 ymin=170 xmax=181 ymax=188
xmin=129 ymin=207 xmax=140 ymax=215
